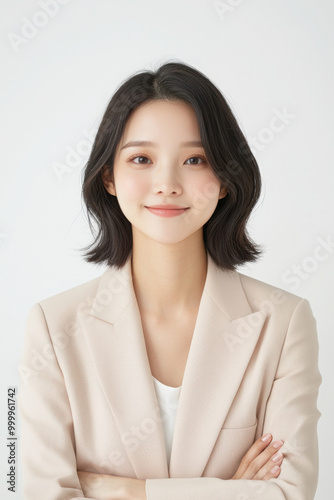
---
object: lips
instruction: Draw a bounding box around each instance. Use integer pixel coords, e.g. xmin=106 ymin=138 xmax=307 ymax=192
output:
xmin=145 ymin=205 xmax=189 ymax=217
xmin=146 ymin=205 xmax=189 ymax=209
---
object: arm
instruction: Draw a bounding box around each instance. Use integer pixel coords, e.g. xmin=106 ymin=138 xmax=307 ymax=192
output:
xmin=18 ymin=303 xmax=93 ymax=500
xmin=143 ymin=298 xmax=322 ymax=499
xmin=77 ymin=471 xmax=146 ymax=499
xmin=77 ymin=433 xmax=283 ymax=499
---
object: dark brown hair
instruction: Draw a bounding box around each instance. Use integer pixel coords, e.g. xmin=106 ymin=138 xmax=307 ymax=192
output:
xmin=81 ymin=60 xmax=262 ymax=270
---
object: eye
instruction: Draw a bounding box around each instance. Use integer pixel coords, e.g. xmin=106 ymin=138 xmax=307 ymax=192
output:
xmin=185 ymin=156 xmax=206 ymax=165
xmin=128 ymin=154 xmax=206 ymax=166
xmin=129 ymin=155 xmax=152 ymax=164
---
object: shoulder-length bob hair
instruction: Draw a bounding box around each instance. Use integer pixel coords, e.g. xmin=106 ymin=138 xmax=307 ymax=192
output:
xmin=82 ymin=60 xmax=262 ymax=270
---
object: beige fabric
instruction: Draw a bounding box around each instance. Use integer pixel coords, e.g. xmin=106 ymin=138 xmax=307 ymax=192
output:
xmin=18 ymin=251 xmax=322 ymax=499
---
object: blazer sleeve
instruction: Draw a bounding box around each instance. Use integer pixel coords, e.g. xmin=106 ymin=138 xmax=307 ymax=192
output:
xmin=145 ymin=298 xmax=322 ymax=500
xmin=18 ymin=303 xmax=94 ymax=500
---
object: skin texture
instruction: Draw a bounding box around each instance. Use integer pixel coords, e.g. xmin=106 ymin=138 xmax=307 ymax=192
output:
xmin=77 ymin=100 xmax=284 ymax=498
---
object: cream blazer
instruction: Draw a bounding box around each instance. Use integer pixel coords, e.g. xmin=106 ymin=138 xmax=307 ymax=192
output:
xmin=18 ymin=252 xmax=322 ymax=500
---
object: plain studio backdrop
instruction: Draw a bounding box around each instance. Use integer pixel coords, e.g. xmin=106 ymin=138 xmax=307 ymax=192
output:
xmin=1 ymin=1 xmax=333 ymax=498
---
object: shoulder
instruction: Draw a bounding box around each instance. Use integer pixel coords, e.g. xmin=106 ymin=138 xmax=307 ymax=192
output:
xmin=32 ymin=262 xmax=132 ymax=329
xmin=32 ymin=269 xmax=109 ymax=327
xmin=40 ymin=274 xmax=101 ymax=307
xmin=231 ymin=272 xmax=318 ymax=355
xmin=235 ymin=270 xmax=314 ymax=319
xmin=237 ymin=270 xmax=299 ymax=300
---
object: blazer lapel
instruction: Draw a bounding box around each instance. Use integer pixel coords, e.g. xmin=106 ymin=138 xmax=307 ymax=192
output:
xmin=78 ymin=251 xmax=267 ymax=480
xmin=168 ymin=254 xmax=267 ymax=478
xmin=78 ymin=254 xmax=169 ymax=479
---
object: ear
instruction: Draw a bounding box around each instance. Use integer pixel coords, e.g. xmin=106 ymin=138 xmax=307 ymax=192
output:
xmin=218 ymin=185 xmax=228 ymax=200
xmin=102 ymin=165 xmax=116 ymax=196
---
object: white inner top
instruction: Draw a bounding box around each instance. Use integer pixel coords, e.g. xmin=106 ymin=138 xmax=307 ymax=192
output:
xmin=152 ymin=376 xmax=182 ymax=466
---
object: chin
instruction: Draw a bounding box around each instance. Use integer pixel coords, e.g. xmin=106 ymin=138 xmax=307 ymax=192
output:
xmin=136 ymin=229 xmax=194 ymax=246
xmin=161 ymin=234 xmax=201 ymax=246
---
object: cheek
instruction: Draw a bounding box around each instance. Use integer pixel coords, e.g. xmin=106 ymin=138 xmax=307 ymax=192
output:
xmin=188 ymin=172 xmax=221 ymax=210
xmin=117 ymin=173 xmax=147 ymax=202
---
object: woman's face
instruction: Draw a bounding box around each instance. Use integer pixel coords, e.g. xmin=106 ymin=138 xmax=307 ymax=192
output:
xmin=103 ymin=99 xmax=227 ymax=245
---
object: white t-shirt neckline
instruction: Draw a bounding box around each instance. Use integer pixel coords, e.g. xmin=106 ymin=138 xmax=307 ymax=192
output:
xmin=152 ymin=375 xmax=182 ymax=466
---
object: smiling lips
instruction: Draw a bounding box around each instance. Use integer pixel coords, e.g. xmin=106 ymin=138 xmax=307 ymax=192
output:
xmin=145 ymin=204 xmax=190 ymax=217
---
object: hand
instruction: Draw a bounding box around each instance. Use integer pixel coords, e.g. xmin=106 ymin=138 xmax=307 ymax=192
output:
xmin=77 ymin=470 xmax=147 ymax=499
xmin=231 ymin=433 xmax=284 ymax=480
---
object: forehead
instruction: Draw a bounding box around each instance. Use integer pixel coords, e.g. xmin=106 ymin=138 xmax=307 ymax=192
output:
xmin=119 ymin=100 xmax=201 ymax=145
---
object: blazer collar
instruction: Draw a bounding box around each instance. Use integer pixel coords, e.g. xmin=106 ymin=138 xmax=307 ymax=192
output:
xmin=78 ymin=251 xmax=266 ymax=479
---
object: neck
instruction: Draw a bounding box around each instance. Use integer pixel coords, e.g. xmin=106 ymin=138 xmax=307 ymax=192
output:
xmin=131 ymin=229 xmax=208 ymax=319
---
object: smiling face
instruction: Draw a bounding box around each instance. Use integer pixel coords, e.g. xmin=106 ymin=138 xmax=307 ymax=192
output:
xmin=103 ymin=99 xmax=227 ymax=246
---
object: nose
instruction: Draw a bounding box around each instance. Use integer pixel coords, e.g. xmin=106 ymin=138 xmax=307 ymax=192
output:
xmin=152 ymin=165 xmax=182 ymax=196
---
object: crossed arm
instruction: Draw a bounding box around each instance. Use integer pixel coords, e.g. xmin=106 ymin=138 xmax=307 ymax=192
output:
xmin=77 ymin=433 xmax=285 ymax=499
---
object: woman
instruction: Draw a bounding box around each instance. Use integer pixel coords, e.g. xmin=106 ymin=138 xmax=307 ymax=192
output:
xmin=18 ymin=61 xmax=321 ymax=499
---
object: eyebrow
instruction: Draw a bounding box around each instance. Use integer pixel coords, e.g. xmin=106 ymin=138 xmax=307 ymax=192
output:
xmin=120 ymin=140 xmax=203 ymax=150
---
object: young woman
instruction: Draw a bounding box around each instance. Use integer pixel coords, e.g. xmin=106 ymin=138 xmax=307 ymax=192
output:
xmin=19 ymin=61 xmax=321 ymax=499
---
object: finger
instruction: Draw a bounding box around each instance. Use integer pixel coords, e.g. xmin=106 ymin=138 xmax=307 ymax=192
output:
xmin=242 ymin=440 xmax=284 ymax=479
xmin=236 ymin=433 xmax=273 ymax=477
xmin=255 ymin=452 xmax=284 ymax=480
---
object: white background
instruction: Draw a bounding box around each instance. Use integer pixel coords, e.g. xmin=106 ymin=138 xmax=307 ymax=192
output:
xmin=1 ymin=0 xmax=333 ymax=498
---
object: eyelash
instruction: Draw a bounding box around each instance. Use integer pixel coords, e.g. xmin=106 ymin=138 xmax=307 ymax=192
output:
xmin=128 ymin=154 xmax=207 ymax=166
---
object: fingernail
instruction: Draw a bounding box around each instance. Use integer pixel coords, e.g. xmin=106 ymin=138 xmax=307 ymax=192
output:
xmin=271 ymin=465 xmax=280 ymax=473
xmin=272 ymin=440 xmax=284 ymax=448
xmin=272 ymin=452 xmax=283 ymax=462
xmin=261 ymin=433 xmax=271 ymax=442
